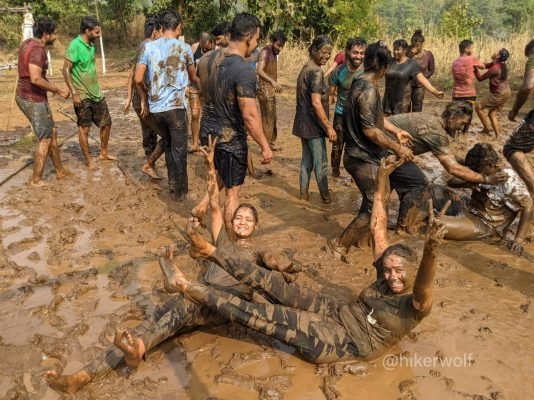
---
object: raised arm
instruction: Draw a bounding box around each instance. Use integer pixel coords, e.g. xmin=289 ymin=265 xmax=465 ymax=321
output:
xmin=412 ymin=201 xmax=447 ymax=314
xmin=416 ymin=73 xmax=444 ymax=98
xmin=199 ymin=136 xmax=223 ymax=242
xmin=370 ymin=156 xmax=404 ymax=261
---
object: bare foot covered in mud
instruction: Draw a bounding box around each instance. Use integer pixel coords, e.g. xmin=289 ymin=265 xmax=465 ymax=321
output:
xmin=188 ymin=145 xmax=201 ymax=154
xmin=158 ymin=246 xmax=190 ymax=293
xmin=46 ymin=370 xmax=92 ymax=394
xmin=30 ymin=179 xmax=49 ymax=187
xmin=86 ymin=158 xmax=99 ymax=171
xmin=158 ymin=246 xmax=187 ymax=293
xmin=56 ymin=169 xmax=73 ymax=180
xmin=113 ymin=327 xmax=146 ymax=368
xmin=141 ymin=163 xmax=161 ymax=180
xmin=99 ymin=152 xmax=118 ymax=161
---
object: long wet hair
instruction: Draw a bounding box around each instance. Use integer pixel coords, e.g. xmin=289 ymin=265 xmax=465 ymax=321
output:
xmin=232 ymin=203 xmax=259 ymax=224
xmin=308 ymin=35 xmax=332 ymax=57
xmin=465 ymin=143 xmax=500 ymax=173
xmin=497 ymin=48 xmax=510 ymax=81
xmin=363 ymin=40 xmax=392 ymax=72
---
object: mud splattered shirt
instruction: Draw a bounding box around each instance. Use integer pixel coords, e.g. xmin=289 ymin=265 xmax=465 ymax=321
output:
xmin=292 ymin=60 xmax=329 ymax=139
xmin=387 ymin=113 xmax=450 ymax=156
xmin=257 ymin=44 xmax=278 ymax=90
xmin=65 ymin=35 xmax=103 ymax=101
xmin=17 ymin=39 xmax=48 ymax=102
xmin=198 ymin=49 xmax=257 ymax=150
xmin=410 ymin=50 xmax=435 ymax=88
xmin=138 ymin=37 xmax=194 ymax=113
xmin=329 ymin=63 xmax=363 ymax=115
xmin=343 ymin=77 xmax=387 ymax=165
xmin=383 ymin=58 xmax=420 ymax=115
xmin=339 ymin=255 xmax=427 ymax=359
xmin=470 ymin=168 xmax=532 ymax=237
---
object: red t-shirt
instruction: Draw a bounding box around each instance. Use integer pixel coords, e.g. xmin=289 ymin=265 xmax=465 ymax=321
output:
xmin=17 ymin=39 xmax=48 ymax=102
xmin=452 ymin=55 xmax=482 ymax=98
xmin=334 ymin=51 xmax=345 ymax=65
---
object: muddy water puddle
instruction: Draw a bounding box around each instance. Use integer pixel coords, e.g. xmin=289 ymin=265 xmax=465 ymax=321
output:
xmin=1 ymin=88 xmax=534 ymax=399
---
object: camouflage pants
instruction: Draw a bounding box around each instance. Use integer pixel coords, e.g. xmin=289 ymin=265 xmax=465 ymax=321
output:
xmin=186 ymin=250 xmax=359 ymax=364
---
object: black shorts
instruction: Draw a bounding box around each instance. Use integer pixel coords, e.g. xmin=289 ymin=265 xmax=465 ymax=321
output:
xmin=503 ymin=110 xmax=534 ymax=159
xmin=214 ymin=146 xmax=248 ymax=189
xmin=74 ymin=98 xmax=112 ymax=127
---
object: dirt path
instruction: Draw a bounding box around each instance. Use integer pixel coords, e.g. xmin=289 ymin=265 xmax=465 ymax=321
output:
xmin=1 ymin=70 xmax=533 ymax=400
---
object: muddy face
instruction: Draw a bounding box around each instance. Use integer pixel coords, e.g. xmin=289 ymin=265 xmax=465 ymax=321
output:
xmin=411 ymin=42 xmax=423 ymax=56
xmin=347 ymin=45 xmax=365 ymax=69
xmin=393 ymin=46 xmax=406 ymax=62
xmin=383 ymin=255 xmax=415 ymax=293
xmin=44 ymin=30 xmax=58 ymax=46
xmin=272 ymin=40 xmax=285 ymax=56
xmin=445 ymin=114 xmax=471 ymax=137
xmin=231 ymin=208 xmax=257 ymax=239
xmin=215 ymin=34 xmax=229 ymax=48
xmin=312 ymin=44 xmax=333 ymax=66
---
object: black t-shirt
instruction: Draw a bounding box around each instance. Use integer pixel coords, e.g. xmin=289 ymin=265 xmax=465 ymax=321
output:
xmin=343 ymin=77 xmax=387 ymax=165
xmin=292 ymin=60 xmax=329 ymax=139
xmin=198 ymin=49 xmax=257 ymax=150
xmin=383 ymin=58 xmax=421 ymax=115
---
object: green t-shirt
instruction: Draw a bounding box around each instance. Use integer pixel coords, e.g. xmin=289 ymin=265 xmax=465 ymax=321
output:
xmin=65 ymin=35 xmax=103 ymax=101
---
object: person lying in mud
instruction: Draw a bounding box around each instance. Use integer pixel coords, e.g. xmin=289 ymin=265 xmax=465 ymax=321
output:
xmin=46 ymin=156 xmax=446 ymax=394
xmin=383 ymin=100 xmax=509 ymax=230
xmin=442 ymin=143 xmax=532 ymax=255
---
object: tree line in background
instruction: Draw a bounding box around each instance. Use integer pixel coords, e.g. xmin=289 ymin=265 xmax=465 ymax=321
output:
xmin=0 ymin=0 xmax=532 ymax=50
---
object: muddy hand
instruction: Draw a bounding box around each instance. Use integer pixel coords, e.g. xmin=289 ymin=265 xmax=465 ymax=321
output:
xmin=199 ymin=135 xmax=218 ymax=167
xmin=425 ymin=198 xmax=448 ymax=249
xmin=486 ymin=171 xmax=508 ymax=185
xmin=261 ymin=146 xmax=273 ymax=164
xmin=378 ymin=155 xmax=404 ymax=178
xmin=396 ymin=130 xmax=413 ymax=147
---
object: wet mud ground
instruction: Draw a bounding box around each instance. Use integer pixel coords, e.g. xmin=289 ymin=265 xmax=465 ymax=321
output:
xmin=1 ymin=71 xmax=534 ymax=400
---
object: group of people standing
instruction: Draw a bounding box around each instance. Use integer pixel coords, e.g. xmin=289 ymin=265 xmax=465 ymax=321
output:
xmin=14 ymin=9 xmax=534 ymax=396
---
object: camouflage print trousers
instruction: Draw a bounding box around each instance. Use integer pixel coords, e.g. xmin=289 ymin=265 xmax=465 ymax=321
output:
xmin=82 ymin=252 xmax=358 ymax=380
xmin=185 ymin=249 xmax=359 ymax=364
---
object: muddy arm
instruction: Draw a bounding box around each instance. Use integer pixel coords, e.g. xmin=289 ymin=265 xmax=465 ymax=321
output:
xmin=311 ymin=93 xmax=336 ymax=142
xmin=509 ymin=69 xmax=534 ymax=120
xmin=134 ymin=63 xmax=149 ymax=118
xmin=412 ymin=232 xmax=438 ymax=314
xmin=437 ymin=154 xmax=486 ymax=183
xmin=474 ymin=65 xmax=497 ymax=82
xmin=237 ymin=97 xmax=272 ymax=163
xmin=62 ymin=58 xmax=80 ymax=105
xmin=415 ymin=73 xmax=443 ymax=97
xmin=124 ymin=67 xmax=134 ymax=113
xmin=370 ymin=157 xmax=403 ymax=261
xmin=363 ymin=126 xmax=413 ymax=162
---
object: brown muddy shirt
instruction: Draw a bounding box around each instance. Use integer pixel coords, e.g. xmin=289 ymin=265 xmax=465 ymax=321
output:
xmin=387 ymin=113 xmax=450 ymax=156
xmin=17 ymin=39 xmax=48 ymax=102
xmin=343 ymin=77 xmax=387 ymax=165
xmin=292 ymin=60 xmax=329 ymax=139
xmin=339 ymin=255 xmax=427 ymax=359
xmin=198 ymin=49 xmax=257 ymax=150
xmin=257 ymin=44 xmax=277 ymax=92
xmin=410 ymin=50 xmax=435 ymax=88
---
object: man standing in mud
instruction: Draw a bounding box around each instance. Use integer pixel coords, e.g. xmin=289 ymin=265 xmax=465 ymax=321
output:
xmin=193 ymin=13 xmax=273 ymax=230
xmin=256 ymin=31 xmax=286 ymax=151
xmin=328 ymin=37 xmax=366 ymax=178
xmin=62 ymin=17 xmax=115 ymax=170
xmin=135 ymin=10 xmax=196 ymax=200
xmin=505 ymin=39 xmax=534 ymax=197
xmin=124 ymin=16 xmax=164 ymax=179
xmin=16 ymin=17 xmax=71 ymax=186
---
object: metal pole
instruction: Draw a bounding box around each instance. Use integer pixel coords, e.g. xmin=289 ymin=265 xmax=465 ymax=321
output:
xmin=93 ymin=0 xmax=106 ymax=75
